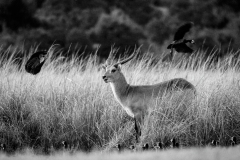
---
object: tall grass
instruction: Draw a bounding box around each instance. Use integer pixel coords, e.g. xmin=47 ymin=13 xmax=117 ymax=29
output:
xmin=0 ymin=45 xmax=240 ymax=154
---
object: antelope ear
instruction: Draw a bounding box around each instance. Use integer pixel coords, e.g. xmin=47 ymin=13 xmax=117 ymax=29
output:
xmin=115 ymin=64 xmax=122 ymax=70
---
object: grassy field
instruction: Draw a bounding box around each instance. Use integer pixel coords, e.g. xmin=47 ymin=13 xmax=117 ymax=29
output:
xmin=0 ymin=46 xmax=240 ymax=157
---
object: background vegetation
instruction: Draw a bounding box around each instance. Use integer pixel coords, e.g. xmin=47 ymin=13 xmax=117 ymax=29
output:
xmin=1 ymin=0 xmax=240 ymax=157
xmin=1 ymin=0 xmax=240 ymax=60
xmin=0 ymin=46 xmax=240 ymax=154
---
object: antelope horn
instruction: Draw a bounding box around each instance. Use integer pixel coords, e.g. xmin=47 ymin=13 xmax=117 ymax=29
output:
xmin=105 ymin=56 xmax=111 ymax=66
xmin=105 ymin=45 xmax=117 ymax=66
xmin=114 ymin=47 xmax=138 ymax=66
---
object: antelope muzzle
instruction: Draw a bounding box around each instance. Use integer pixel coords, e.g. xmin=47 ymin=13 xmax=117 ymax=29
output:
xmin=102 ymin=76 xmax=108 ymax=83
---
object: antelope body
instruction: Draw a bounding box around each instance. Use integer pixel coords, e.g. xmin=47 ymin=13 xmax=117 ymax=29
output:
xmin=102 ymin=51 xmax=196 ymax=141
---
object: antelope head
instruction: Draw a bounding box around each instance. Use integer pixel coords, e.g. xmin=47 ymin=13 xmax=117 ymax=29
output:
xmin=102 ymin=51 xmax=136 ymax=83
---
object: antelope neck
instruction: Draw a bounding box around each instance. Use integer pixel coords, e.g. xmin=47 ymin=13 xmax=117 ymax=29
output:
xmin=109 ymin=74 xmax=130 ymax=103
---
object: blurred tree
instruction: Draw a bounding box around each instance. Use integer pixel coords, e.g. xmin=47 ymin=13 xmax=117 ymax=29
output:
xmin=0 ymin=0 xmax=40 ymax=31
xmin=114 ymin=0 xmax=156 ymax=25
xmin=90 ymin=22 xmax=144 ymax=58
xmin=1 ymin=0 xmax=240 ymax=60
xmin=22 ymin=0 xmax=45 ymax=12
xmin=66 ymin=28 xmax=92 ymax=57
xmin=146 ymin=19 xmax=173 ymax=44
xmin=88 ymin=9 xmax=145 ymax=58
xmin=217 ymin=0 xmax=240 ymax=13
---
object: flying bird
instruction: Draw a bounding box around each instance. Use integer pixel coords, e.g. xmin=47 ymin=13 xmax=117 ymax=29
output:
xmin=142 ymin=143 xmax=149 ymax=151
xmin=154 ymin=141 xmax=163 ymax=150
xmin=170 ymin=138 xmax=179 ymax=148
xmin=25 ymin=50 xmax=48 ymax=75
xmin=230 ymin=136 xmax=237 ymax=146
xmin=165 ymin=22 xmax=195 ymax=61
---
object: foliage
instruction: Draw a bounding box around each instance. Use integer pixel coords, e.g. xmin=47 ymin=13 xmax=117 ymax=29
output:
xmin=1 ymin=0 xmax=240 ymax=59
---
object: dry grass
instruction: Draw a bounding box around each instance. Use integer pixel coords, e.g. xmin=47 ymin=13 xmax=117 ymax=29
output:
xmin=0 ymin=46 xmax=240 ymax=155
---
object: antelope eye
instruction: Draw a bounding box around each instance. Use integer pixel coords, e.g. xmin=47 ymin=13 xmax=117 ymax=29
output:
xmin=111 ymin=69 xmax=116 ymax=73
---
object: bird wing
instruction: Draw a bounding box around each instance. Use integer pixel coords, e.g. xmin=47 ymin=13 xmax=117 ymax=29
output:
xmin=175 ymin=43 xmax=193 ymax=54
xmin=167 ymin=39 xmax=185 ymax=49
xmin=25 ymin=50 xmax=47 ymax=74
xmin=174 ymin=22 xmax=194 ymax=41
xmin=25 ymin=57 xmax=40 ymax=73
xmin=167 ymin=43 xmax=173 ymax=49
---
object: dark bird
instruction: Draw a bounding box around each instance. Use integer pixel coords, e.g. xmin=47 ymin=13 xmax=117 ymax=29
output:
xmin=116 ymin=144 xmax=122 ymax=152
xmin=170 ymin=138 xmax=179 ymax=148
xmin=142 ymin=143 xmax=149 ymax=151
xmin=61 ymin=140 xmax=68 ymax=151
xmin=25 ymin=50 xmax=48 ymax=75
xmin=166 ymin=22 xmax=195 ymax=61
xmin=210 ymin=140 xmax=219 ymax=147
xmin=230 ymin=136 xmax=237 ymax=146
xmin=154 ymin=141 xmax=163 ymax=150
xmin=129 ymin=145 xmax=136 ymax=152
xmin=0 ymin=143 xmax=6 ymax=152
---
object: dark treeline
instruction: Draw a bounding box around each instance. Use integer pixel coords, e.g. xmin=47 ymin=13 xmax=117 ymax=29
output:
xmin=1 ymin=0 xmax=240 ymax=59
